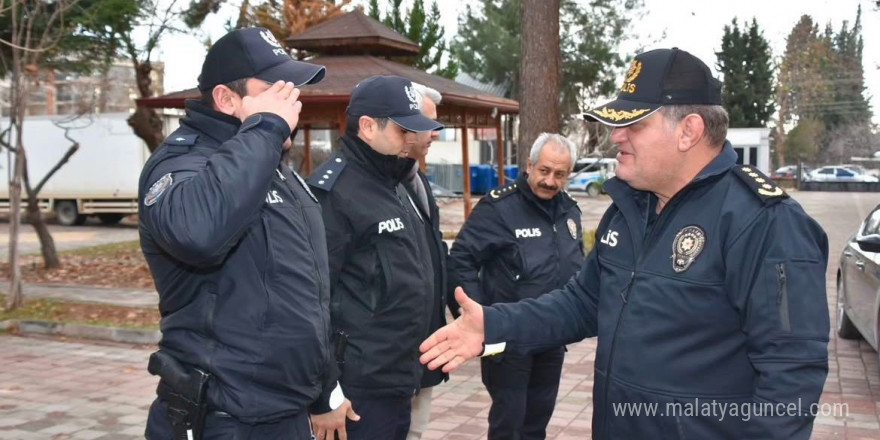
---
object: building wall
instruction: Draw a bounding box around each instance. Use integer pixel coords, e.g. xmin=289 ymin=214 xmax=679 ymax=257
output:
xmin=1 ymin=61 xmax=164 ymax=117
xmin=727 ymin=128 xmax=771 ymax=174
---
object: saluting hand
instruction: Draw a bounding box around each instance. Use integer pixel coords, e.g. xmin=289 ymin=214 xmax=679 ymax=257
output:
xmin=419 ymin=287 xmax=485 ymax=373
xmin=241 ymin=80 xmax=302 ymax=133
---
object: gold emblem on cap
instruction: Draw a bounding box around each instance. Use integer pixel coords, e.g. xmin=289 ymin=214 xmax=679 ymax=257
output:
xmin=620 ymin=60 xmax=643 ymax=94
xmin=593 ymin=107 xmax=650 ymax=122
xmin=625 ymin=60 xmax=642 ymax=83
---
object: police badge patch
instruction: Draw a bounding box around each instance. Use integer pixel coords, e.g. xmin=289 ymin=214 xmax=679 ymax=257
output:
xmin=671 ymin=225 xmax=705 ymax=273
xmin=144 ymin=173 xmax=173 ymax=207
xmin=567 ymin=218 xmax=577 ymax=240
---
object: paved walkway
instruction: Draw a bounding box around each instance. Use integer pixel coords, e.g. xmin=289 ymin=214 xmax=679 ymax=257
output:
xmin=21 ymin=284 xmax=156 ymax=308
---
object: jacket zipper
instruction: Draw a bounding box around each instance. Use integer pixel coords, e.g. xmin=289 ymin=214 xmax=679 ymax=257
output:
xmin=278 ymin=166 xmax=330 ymax=356
xmin=600 ymin=194 xmax=681 ymax=438
xmin=776 ymin=263 xmax=790 ymax=332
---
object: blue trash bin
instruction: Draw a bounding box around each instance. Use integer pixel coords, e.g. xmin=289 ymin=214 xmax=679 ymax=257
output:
xmin=505 ymin=164 xmax=519 ymax=180
xmin=470 ymin=164 xmax=493 ymax=194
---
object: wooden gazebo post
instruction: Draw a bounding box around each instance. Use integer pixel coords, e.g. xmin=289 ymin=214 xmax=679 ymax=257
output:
xmin=303 ymin=125 xmax=312 ymax=175
xmin=461 ymin=110 xmax=472 ymax=218
xmin=496 ymin=113 xmax=505 ymax=187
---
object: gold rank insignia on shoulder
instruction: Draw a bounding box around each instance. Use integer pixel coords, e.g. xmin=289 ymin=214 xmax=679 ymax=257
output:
xmin=490 ymin=183 xmax=517 ymax=199
xmin=732 ymin=165 xmax=789 ymax=204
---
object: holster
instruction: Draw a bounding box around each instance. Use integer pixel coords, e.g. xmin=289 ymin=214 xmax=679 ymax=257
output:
xmin=148 ymin=351 xmax=211 ymax=440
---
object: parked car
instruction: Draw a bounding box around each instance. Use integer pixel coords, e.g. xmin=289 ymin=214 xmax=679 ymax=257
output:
xmin=807 ymin=165 xmax=879 ymax=182
xmin=568 ymin=158 xmax=618 ymax=197
xmin=772 ymin=165 xmax=810 ymax=180
xmin=837 ymin=204 xmax=880 ymax=352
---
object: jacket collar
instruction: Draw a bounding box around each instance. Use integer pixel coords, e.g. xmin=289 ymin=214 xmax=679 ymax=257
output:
xmin=602 ymin=141 xmax=737 ymax=246
xmin=180 ymin=100 xmax=242 ymax=146
xmin=340 ymin=134 xmax=415 ymax=183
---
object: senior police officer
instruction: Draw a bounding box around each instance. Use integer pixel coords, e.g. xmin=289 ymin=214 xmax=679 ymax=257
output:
xmin=448 ymin=133 xmax=584 ymax=439
xmin=420 ymin=48 xmax=830 ymax=439
xmin=140 ymin=27 xmax=352 ymax=439
xmin=307 ymin=75 xmax=444 ymax=440
xmin=401 ymin=83 xmax=449 ymax=440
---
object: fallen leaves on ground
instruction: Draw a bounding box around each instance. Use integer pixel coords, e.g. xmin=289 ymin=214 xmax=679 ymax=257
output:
xmin=0 ymin=247 xmax=154 ymax=289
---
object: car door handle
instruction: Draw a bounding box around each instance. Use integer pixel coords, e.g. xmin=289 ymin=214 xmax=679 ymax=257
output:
xmin=844 ymin=251 xmax=853 ymax=258
xmin=856 ymin=260 xmax=866 ymax=270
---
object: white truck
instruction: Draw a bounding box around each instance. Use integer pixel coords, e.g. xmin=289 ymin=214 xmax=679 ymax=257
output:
xmin=0 ymin=113 xmax=149 ymax=226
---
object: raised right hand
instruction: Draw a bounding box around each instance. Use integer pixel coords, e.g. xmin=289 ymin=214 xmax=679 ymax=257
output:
xmin=241 ymin=80 xmax=302 ymax=133
xmin=419 ymin=287 xmax=486 ymax=373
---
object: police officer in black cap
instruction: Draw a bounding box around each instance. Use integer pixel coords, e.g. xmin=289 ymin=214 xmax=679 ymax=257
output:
xmin=448 ymin=133 xmax=584 ymax=440
xmin=421 ymin=48 xmax=829 ymax=440
xmin=307 ymin=75 xmax=444 ymax=440
xmin=141 ymin=27 xmax=350 ymax=439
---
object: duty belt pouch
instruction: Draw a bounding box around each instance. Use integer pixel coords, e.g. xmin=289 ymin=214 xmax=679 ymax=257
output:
xmin=148 ymin=351 xmax=211 ymax=440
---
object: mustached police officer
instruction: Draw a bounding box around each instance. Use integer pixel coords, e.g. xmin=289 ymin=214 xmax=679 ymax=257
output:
xmin=448 ymin=133 xmax=584 ymax=439
xmin=307 ymin=75 xmax=444 ymax=440
xmin=140 ymin=27 xmax=349 ymax=439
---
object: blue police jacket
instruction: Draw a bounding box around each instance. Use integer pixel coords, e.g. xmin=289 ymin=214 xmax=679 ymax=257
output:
xmin=449 ymin=173 xmax=584 ymax=307
xmin=482 ymin=143 xmax=830 ymax=439
xmin=308 ymin=134 xmax=434 ymax=400
xmin=138 ymin=102 xmax=334 ymax=423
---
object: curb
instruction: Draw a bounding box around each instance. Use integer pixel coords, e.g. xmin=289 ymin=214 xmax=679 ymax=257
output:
xmin=0 ymin=319 xmax=159 ymax=344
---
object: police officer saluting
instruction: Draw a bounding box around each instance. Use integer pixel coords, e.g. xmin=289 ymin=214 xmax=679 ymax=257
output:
xmin=140 ymin=27 xmax=350 ymax=439
xmin=307 ymin=75 xmax=444 ymax=440
xmin=448 ymin=133 xmax=584 ymax=439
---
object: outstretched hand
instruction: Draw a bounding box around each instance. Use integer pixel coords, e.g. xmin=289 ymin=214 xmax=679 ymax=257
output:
xmin=419 ymin=287 xmax=486 ymax=373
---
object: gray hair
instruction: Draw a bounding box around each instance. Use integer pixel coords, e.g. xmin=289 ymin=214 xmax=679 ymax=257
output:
xmin=411 ymin=82 xmax=442 ymax=106
xmin=529 ymin=133 xmax=577 ymax=167
xmin=661 ymin=105 xmax=729 ymax=147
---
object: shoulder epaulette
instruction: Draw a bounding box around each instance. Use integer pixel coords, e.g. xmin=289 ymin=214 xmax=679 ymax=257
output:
xmin=307 ymin=152 xmax=347 ymax=191
xmin=562 ymin=189 xmax=576 ymax=203
xmin=732 ymin=165 xmax=789 ymax=204
xmin=162 ymin=133 xmax=199 ymax=154
xmin=488 ymin=182 xmax=518 ymax=201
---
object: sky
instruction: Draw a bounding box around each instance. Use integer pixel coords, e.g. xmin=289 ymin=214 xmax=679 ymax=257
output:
xmin=156 ymin=0 xmax=880 ymax=119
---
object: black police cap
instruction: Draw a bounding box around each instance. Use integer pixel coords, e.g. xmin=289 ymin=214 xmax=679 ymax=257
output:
xmin=198 ymin=27 xmax=325 ymax=91
xmin=347 ymin=75 xmax=444 ymax=133
xmin=583 ymin=48 xmax=722 ymax=127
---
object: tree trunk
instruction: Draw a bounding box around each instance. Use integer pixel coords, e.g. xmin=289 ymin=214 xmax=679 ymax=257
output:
xmin=22 ymin=154 xmax=60 ymax=269
xmin=517 ymin=0 xmax=561 ymax=168
xmin=128 ymin=60 xmax=164 ymax=152
xmin=7 ymin=0 xmax=24 ymax=311
xmin=7 ymin=127 xmax=24 ymax=311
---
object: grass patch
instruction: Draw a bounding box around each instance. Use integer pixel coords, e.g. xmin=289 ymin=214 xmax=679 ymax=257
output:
xmin=63 ymin=240 xmax=141 ymax=257
xmin=0 ymin=295 xmax=159 ymax=330
xmin=584 ymin=228 xmax=596 ymax=254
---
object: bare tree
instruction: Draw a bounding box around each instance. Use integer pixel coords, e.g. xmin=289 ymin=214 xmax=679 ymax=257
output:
xmin=0 ymin=0 xmax=81 ymax=310
xmin=517 ymin=0 xmax=560 ymax=167
xmin=122 ymin=1 xmax=185 ymax=152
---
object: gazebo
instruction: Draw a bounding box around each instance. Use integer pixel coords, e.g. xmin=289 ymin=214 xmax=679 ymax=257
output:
xmin=137 ymin=11 xmax=519 ymax=216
